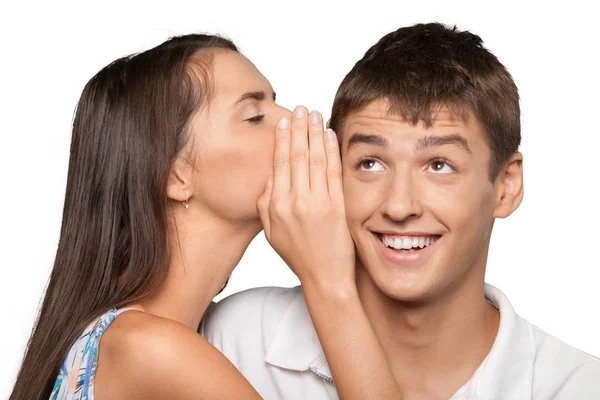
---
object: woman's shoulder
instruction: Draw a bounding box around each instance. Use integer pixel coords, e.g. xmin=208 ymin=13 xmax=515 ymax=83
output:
xmin=101 ymin=309 xmax=196 ymax=358
xmin=96 ymin=310 xmax=260 ymax=399
xmin=101 ymin=309 xmax=191 ymax=352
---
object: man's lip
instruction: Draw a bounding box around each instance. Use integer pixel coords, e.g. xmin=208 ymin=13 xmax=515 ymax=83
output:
xmin=372 ymin=231 xmax=442 ymax=238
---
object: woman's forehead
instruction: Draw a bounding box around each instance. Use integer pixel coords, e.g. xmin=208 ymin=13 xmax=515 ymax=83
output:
xmin=211 ymin=51 xmax=272 ymax=104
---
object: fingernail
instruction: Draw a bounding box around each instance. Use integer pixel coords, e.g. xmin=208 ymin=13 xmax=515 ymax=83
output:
xmin=278 ymin=117 xmax=290 ymax=129
xmin=294 ymin=106 xmax=306 ymax=118
xmin=309 ymin=111 xmax=321 ymax=124
xmin=326 ymin=129 xmax=336 ymax=141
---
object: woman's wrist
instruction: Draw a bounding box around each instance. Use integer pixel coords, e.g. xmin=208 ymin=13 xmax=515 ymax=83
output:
xmin=301 ymin=272 xmax=359 ymax=306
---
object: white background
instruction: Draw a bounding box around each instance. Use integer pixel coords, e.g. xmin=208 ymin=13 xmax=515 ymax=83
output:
xmin=1 ymin=0 xmax=599 ymax=396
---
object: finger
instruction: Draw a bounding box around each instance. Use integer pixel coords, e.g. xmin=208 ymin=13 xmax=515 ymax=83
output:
xmin=308 ymin=110 xmax=327 ymax=194
xmin=257 ymin=176 xmax=273 ymax=241
xmin=273 ymin=116 xmax=291 ymax=196
xmin=290 ymin=106 xmax=309 ymax=193
xmin=325 ymin=129 xmax=344 ymax=202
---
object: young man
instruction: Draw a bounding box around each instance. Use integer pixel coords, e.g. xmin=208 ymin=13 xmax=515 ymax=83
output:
xmin=201 ymin=23 xmax=600 ymax=399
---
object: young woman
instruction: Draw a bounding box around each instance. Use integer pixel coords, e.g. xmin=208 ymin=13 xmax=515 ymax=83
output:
xmin=10 ymin=33 xmax=401 ymax=399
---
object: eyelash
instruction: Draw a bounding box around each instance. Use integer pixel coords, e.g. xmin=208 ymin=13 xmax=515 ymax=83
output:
xmin=246 ymin=114 xmax=265 ymax=124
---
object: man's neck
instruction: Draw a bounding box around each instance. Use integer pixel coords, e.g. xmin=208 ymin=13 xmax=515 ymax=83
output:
xmin=356 ymin=263 xmax=500 ymax=399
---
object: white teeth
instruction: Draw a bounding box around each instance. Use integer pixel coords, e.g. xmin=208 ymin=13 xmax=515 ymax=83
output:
xmin=382 ymin=236 xmax=395 ymax=248
xmin=380 ymin=234 xmax=438 ymax=250
xmin=394 ymin=237 xmax=403 ymax=249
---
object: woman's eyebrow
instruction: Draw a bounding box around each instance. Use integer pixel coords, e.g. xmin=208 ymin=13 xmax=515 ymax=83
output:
xmin=234 ymin=90 xmax=266 ymax=106
xmin=234 ymin=89 xmax=276 ymax=107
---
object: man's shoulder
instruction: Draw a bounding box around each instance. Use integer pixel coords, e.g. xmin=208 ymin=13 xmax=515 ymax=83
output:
xmin=532 ymin=326 xmax=600 ymax=397
xmin=200 ymin=286 xmax=304 ymax=339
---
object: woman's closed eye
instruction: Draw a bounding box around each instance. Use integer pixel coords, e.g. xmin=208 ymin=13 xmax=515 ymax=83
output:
xmin=245 ymin=114 xmax=265 ymax=124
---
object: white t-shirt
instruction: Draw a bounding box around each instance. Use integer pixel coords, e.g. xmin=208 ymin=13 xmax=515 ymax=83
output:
xmin=201 ymin=284 xmax=600 ymax=399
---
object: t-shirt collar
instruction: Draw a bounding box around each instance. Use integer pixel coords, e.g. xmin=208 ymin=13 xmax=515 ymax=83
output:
xmin=264 ymin=283 xmax=536 ymax=399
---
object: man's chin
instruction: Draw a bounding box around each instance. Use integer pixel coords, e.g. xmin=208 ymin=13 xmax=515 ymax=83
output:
xmin=378 ymin=282 xmax=436 ymax=304
xmin=358 ymin=265 xmax=438 ymax=304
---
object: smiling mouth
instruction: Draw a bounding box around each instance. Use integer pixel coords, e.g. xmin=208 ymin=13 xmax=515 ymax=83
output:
xmin=375 ymin=233 xmax=441 ymax=252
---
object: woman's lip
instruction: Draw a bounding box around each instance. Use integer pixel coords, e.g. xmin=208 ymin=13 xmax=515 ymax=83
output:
xmin=372 ymin=232 xmax=441 ymax=265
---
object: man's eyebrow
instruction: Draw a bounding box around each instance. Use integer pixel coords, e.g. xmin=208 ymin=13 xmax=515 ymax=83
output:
xmin=346 ymin=133 xmax=389 ymax=151
xmin=415 ymin=134 xmax=471 ymax=153
xmin=234 ymin=90 xmax=276 ymax=106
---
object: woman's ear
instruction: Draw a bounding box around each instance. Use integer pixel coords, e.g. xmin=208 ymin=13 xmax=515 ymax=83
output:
xmin=493 ymin=152 xmax=524 ymax=218
xmin=167 ymin=157 xmax=194 ymax=203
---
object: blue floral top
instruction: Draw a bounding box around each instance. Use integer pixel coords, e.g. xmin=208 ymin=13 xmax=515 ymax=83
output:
xmin=50 ymin=308 xmax=134 ymax=400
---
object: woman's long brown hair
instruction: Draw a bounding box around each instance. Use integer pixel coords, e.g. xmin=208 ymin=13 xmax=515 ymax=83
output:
xmin=10 ymin=34 xmax=237 ymax=400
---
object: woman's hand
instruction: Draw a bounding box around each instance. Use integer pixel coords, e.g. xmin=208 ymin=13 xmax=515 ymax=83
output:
xmin=257 ymin=106 xmax=355 ymax=292
xmin=257 ymin=105 xmax=403 ymax=399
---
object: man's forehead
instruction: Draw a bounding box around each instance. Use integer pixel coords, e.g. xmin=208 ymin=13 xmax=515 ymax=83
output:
xmin=344 ymin=100 xmax=470 ymax=127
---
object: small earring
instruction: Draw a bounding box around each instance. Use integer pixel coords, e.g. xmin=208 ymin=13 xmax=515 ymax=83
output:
xmin=183 ymin=199 xmax=189 ymax=209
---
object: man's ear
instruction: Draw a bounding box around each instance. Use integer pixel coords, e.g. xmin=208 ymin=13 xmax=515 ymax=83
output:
xmin=493 ymin=152 xmax=524 ymax=218
xmin=167 ymin=157 xmax=194 ymax=203
xmin=326 ymin=118 xmax=331 ymax=129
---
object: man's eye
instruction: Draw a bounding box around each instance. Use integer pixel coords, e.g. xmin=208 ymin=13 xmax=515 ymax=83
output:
xmin=428 ymin=160 xmax=455 ymax=174
xmin=357 ymin=158 xmax=384 ymax=172
xmin=246 ymin=114 xmax=265 ymax=124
